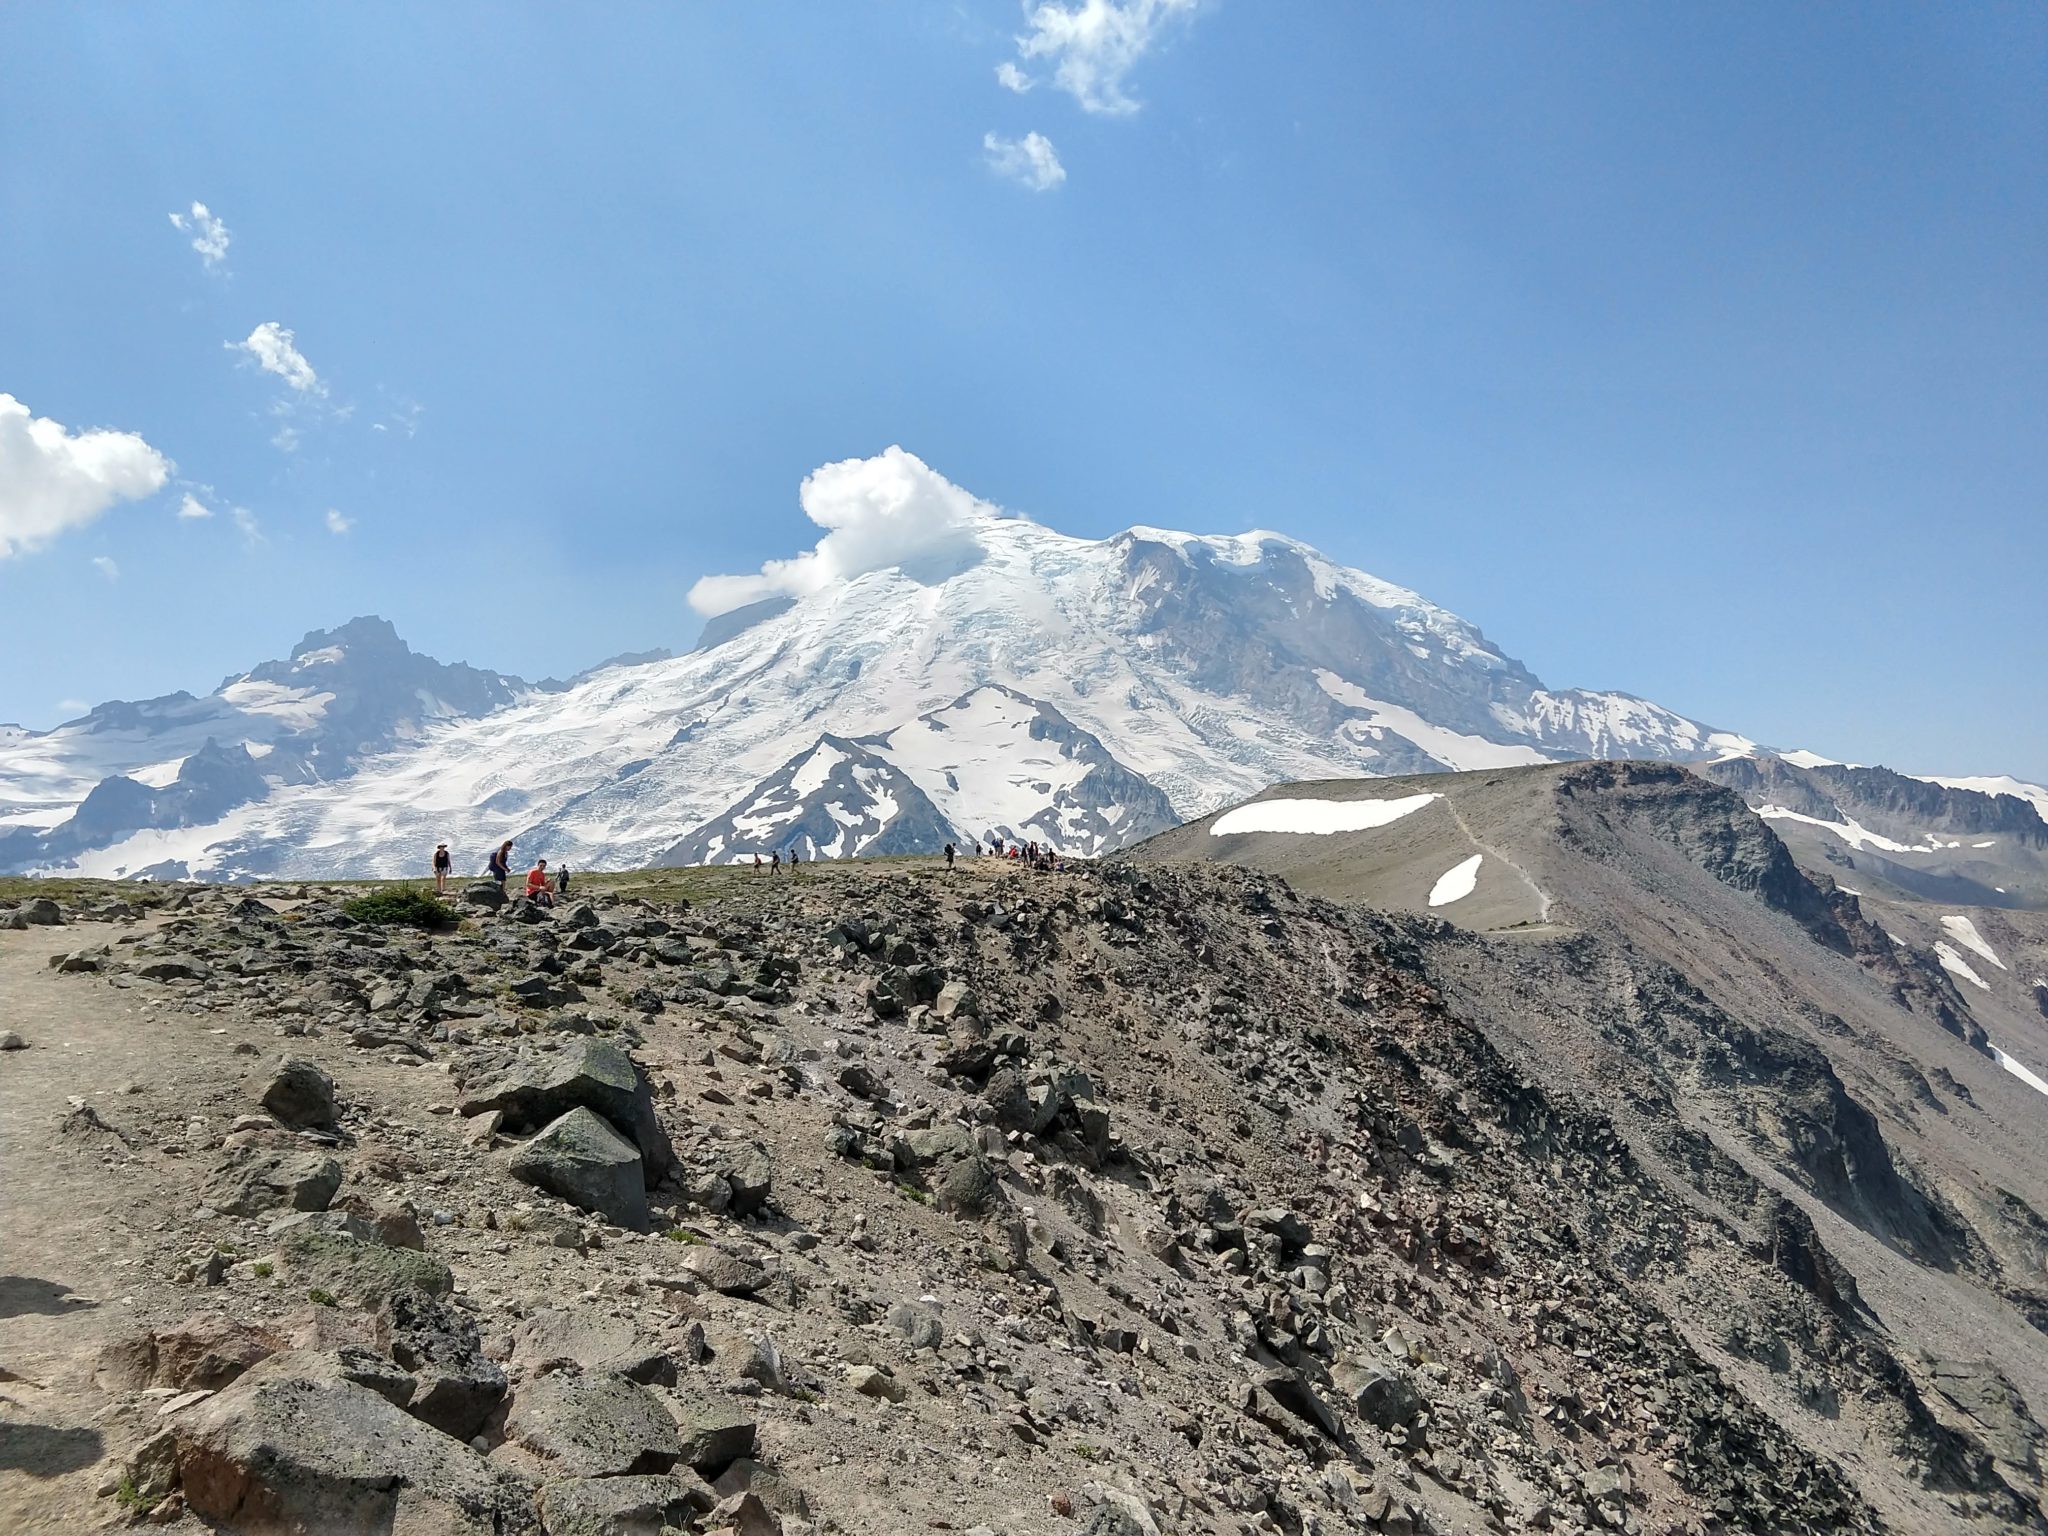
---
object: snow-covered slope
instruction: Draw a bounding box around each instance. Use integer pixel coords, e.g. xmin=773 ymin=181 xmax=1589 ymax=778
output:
xmin=15 ymin=444 xmax=2019 ymax=882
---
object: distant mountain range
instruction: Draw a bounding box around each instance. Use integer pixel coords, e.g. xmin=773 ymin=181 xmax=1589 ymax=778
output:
xmin=4 ymin=488 xmax=2042 ymax=886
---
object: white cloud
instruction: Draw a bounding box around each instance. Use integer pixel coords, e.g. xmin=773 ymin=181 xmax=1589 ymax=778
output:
xmin=168 ymin=201 xmax=231 ymax=270
xmin=984 ymin=131 xmax=1067 ymax=191
xmin=231 ymin=506 xmax=262 ymax=544
xmin=1012 ymin=0 xmax=1198 ymax=115
xmin=228 ymin=322 xmax=323 ymax=395
xmin=0 ymin=393 xmax=170 ymax=559
xmin=177 ymin=492 xmax=214 ymax=520
xmin=57 ymin=698 xmax=86 ymax=715
xmin=324 ymin=508 xmax=353 ymax=535
xmin=92 ymin=555 xmax=120 ymax=581
xmin=996 ymin=61 xmax=1034 ymax=93
xmin=272 ymin=424 xmax=301 ymax=454
xmin=688 ymin=446 xmax=1004 ymax=617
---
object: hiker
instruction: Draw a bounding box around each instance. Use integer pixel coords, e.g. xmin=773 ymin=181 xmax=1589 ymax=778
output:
xmin=753 ymin=853 xmax=764 ymax=875
xmin=770 ymin=850 xmax=782 ymax=875
xmin=788 ymin=848 xmax=801 ymax=873
xmin=526 ymin=858 xmax=555 ymax=907
xmin=555 ymin=864 xmax=570 ymax=896
xmin=944 ymin=842 xmax=955 ymax=870
xmin=431 ymin=841 xmax=452 ymax=895
xmin=487 ymin=840 xmax=513 ymax=891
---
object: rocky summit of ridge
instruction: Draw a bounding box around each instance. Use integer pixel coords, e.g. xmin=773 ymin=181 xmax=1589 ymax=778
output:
xmin=1 ymin=509 xmax=1771 ymax=882
xmin=5 ymin=762 xmax=2048 ymax=1534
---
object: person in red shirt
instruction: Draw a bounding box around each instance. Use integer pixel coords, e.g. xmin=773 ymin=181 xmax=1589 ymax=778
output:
xmin=525 ymin=858 xmax=555 ymax=907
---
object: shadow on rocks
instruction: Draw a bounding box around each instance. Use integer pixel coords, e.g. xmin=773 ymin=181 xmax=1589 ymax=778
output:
xmin=0 ymin=1276 xmax=98 ymax=1319
xmin=0 ymin=1422 xmax=103 ymax=1477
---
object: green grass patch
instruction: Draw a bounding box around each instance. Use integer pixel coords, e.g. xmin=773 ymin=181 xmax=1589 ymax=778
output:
xmin=342 ymin=886 xmax=457 ymax=930
xmin=307 ymin=1287 xmax=340 ymax=1307
xmin=662 ymin=1227 xmax=702 ymax=1245
xmin=252 ymin=1260 xmax=274 ymax=1278
xmin=894 ymin=1181 xmax=931 ymax=1205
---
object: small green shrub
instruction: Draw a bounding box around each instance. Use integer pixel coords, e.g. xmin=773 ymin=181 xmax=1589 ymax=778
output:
xmin=343 ymin=886 xmax=457 ymax=930
xmin=252 ymin=1260 xmax=274 ymax=1279
xmin=662 ymin=1227 xmax=701 ymax=1245
xmin=894 ymin=1182 xmax=931 ymax=1205
xmin=114 ymin=1474 xmax=149 ymax=1511
xmin=307 ymin=1287 xmax=339 ymax=1307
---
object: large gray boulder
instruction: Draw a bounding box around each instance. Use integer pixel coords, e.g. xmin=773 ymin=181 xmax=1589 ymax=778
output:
xmin=169 ymin=1351 xmax=529 ymax=1535
xmin=261 ymin=1057 xmax=339 ymax=1129
xmin=509 ymin=1108 xmax=650 ymax=1231
xmin=503 ymin=1372 xmax=681 ymax=1478
xmin=897 ymin=1123 xmax=1001 ymax=1217
xmin=460 ymin=1039 xmax=674 ymax=1182
xmin=536 ymin=1474 xmax=711 ymax=1536
xmin=279 ymin=1217 xmax=454 ymax=1304
xmin=382 ymin=1289 xmax=507 ymax=1441
xmin=513 ymin=1308 xmax=676 ymax=1386
xmin=205 ymin=1148 xmax=342 ymax=1217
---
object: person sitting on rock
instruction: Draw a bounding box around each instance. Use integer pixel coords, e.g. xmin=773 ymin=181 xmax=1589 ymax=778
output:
xmin=525 ymin=858 xmax=555 ymax=906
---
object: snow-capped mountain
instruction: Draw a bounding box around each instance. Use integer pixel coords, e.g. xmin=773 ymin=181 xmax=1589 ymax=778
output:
xmin=16 ymin=444 xmax=2021 ymax=883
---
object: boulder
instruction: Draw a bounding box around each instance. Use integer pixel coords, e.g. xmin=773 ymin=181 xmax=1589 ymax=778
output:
xmin=279 ymin=1218 xmax=454 ymax=1305
xmin=933 ymin=980 xmax=978 ymax=1020
xmin=97 ymin=1312 xmax=281 ymax=1394
xmin=504 ymin=1372 xmax=682 ymax=1478
xmin=513 ymin=1308 xmax=677 ymax=1387
xmin=169 ymin=1352 xmax=527 ymax=1535
xmin=460 ymin=1039 xmax=675 ymax=1182
xmin=381 ymin=1289 xmax=507 ymax=1441
xmin=536 ymin=1473 xmax=712 ymax=1536
xmin=668 ymin=1391 xmax=757 ymax=1474
xmin=720 ymin=1144 xmax=774 ymax=1217
xmin=205 ymin=1147 xmax=343 ymax=1217
xmin=898 ymin=1123 xmax=1000 ymax=1217
xmin=679 ymin=1245 xmax=769 ymax=1297
xmin=461 ymin=881 xmax=506 ymax=911
xmin=18 ymin=897 xmax=63 ymax=925
xmin=261 ymin=1057 xmax=339 ymax=1129
xmin=1331 ymin=1359 xmax=1421 ymax=1430
xmin=510 ymin=1108 xmax=651 ymax=1230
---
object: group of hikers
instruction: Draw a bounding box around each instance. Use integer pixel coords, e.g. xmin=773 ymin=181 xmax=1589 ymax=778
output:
xmin=432 ymin=830 xmax=1065 ymax=894
xmin=431 ymin=839 xmax=570 ymax=906
xmin=748 ymin=837 xmax=1067 ymax=873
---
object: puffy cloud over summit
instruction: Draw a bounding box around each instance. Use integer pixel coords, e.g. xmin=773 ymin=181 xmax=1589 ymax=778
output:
xmin=687 ymin=447 xmax=1004 ymax=616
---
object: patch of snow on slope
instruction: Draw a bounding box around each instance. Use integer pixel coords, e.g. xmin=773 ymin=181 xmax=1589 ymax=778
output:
xmin=1780 ymin=749 xmax=1842 ymax=769
xmin=1428 ymin=854 xmax=1483 ymax=907
xmin=1756 ymin=805 xmax=1957 ymax=854
xmin=1315 ymin=672 xmax=1551 ymax=771
xmin=1935 ymin=942 xmax=1991 ymax=991
xmin=1991 ymin=1045 xmax=2048 ymax=1101
xmin=1211 ymin=794 xmax=1440 ymax=838
xmin=216 ymin=680 xmax=335 ymax=729
xmin=1939 ymin=915 xmax=2007 ymax=972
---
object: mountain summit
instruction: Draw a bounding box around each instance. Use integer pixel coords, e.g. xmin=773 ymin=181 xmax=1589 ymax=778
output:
xmin=0 ymin=448 xmax=2022 ymax=882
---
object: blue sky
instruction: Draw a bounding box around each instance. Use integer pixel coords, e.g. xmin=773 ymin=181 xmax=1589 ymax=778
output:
xmin=2 ymin=2 xmax=2042 ymax=781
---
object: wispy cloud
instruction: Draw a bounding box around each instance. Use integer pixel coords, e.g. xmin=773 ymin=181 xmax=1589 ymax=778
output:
xmin=995 ymin=61 xmax=1034 ymax=94
xmin=271 ymin=424 xmax=301 ymax=454
xmin=1008 ymin=0 xmax=1198 ymax=116
xmin=0 ymin=393 xmax=170 ymax=559
xmin=177 ymin=491 xmax=214 ymax=520
xmin=324 ymin=508 xmax=353 ymax=535
xmin=230 ymin=506 xmax=263 ymax=545
xmin=168 ymin=201 xmax=231 ymax=271
xmin=56 ymin=698 xmax=86 ymax=716
xmin=228 ymin=322 xmax=323 ymax=396
xmin=91 ymin=555 xmax=120 ymax=581
xmin=984 ymin=131 xmax=1067 ymax=192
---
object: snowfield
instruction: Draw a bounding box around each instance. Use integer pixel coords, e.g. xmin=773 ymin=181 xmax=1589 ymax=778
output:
xmin=1939 ymin=915 xmax=2007 ymax=972
xmin=1210 ymin=794 xmax=1442 ymax=838
xmin=1428 ymin=853 xmax=1484 ymax=907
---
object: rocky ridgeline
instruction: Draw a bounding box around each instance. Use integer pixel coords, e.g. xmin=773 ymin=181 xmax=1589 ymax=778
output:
xmin=5 ymin=864 xmax=2038 ymax=1535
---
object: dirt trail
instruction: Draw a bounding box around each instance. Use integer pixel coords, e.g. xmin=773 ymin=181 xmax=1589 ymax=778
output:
xmin=0 ymin=917 xmax=225 ymax=1533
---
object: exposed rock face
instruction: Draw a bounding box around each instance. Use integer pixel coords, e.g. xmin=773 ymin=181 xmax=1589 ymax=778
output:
xmin=458 ymin=1038 xmax=674 ymax=1182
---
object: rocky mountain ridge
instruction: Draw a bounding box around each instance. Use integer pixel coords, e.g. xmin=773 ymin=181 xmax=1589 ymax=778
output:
xmin=4 ymin=758 xmax=2048 ymax=1533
